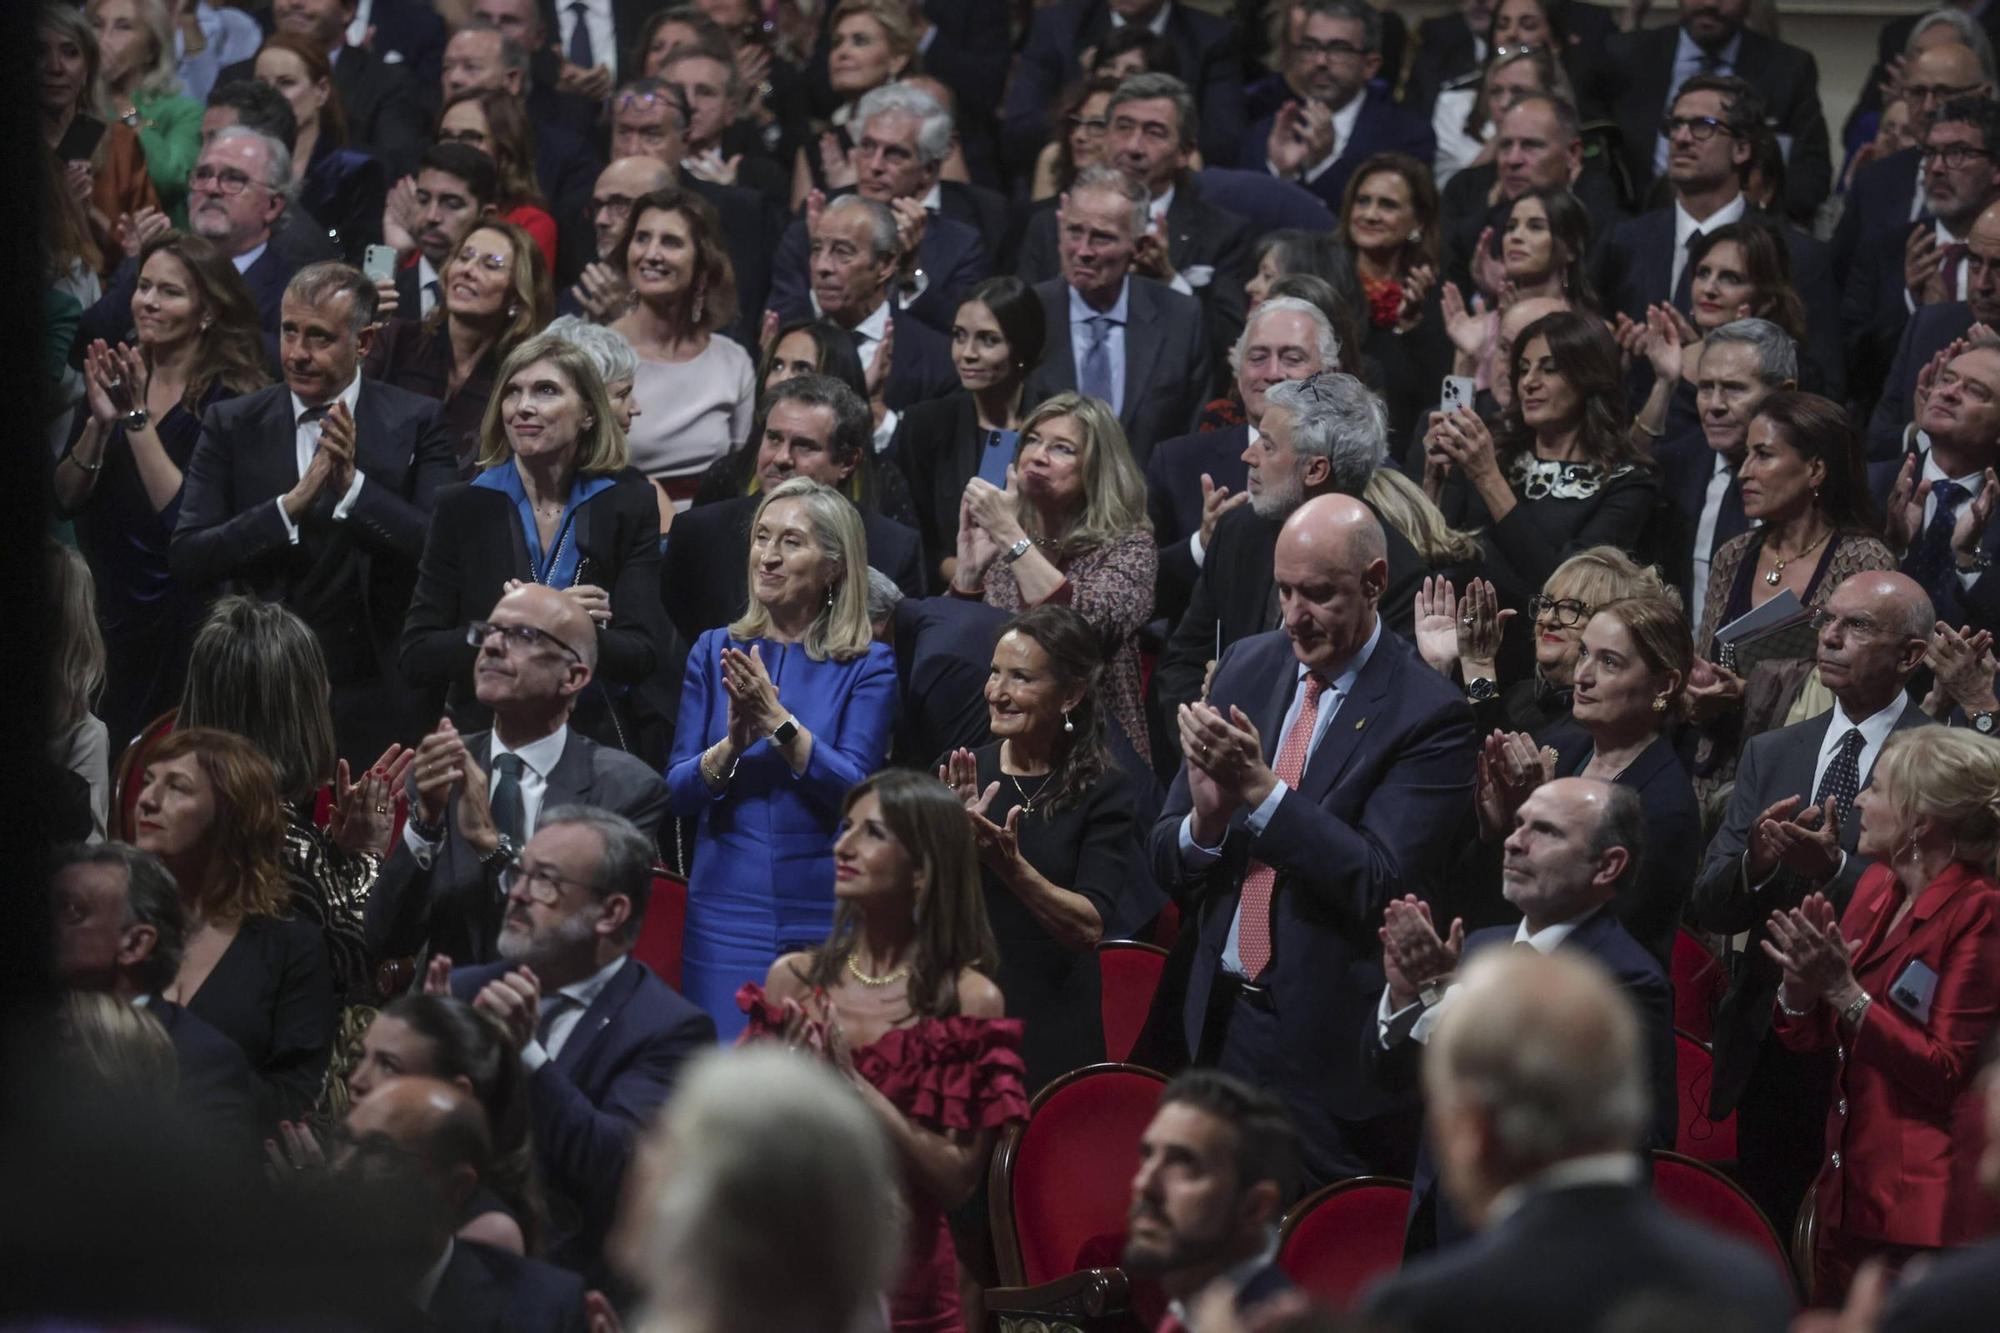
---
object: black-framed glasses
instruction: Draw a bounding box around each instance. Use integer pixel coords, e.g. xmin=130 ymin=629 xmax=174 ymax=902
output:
xmin=1529 ymin=595 xmax=1591 ymax=627
xmin=189 ymin=163 xmax=262 ymax=195
xmin=1904 ymin=80 xmax=1985 ymax=104
xmin=1922 ymin=144 xmax=1995 ymax=170
xmin=466 ymin=620 xmax=583 ymax=665
xmin=1297 ymin=37 xmax=1366 ymax=60
xmin=500 ymin=859 xmax=590 ymax=906
xmin=1662 ymin=115 xmax=1737 ymax=142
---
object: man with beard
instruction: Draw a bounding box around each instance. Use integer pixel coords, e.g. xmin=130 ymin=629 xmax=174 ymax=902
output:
xmin=1123 ymin=1070 xmax=1299 ymax=1326
xmin=384 ymin=143 xmax=501 ymax=324
xmin=444 ymin=805 xmax=715 ymax=1282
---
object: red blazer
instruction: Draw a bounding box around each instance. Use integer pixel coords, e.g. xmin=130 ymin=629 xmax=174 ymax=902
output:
xmin=1775 ymin=860 xmax=2000 ymax=1246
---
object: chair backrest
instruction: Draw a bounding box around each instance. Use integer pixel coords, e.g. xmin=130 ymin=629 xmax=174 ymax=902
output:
xmin=1650 ymin=1150 xmax=1796 ymax=1293
xmin=111 ymin=708 xmax=178 ymax=842
xmin=1790 ymin=1183 xmax=1819 ymax=1306
xmin=1671 ymin=929 xmax=1725 ymax=1043
xmin=631 ymin=868 xmax=688 ymax=991
xmin=989 ymin=1063 xmax=1168 ymax=1287
xmin=1673 ymin=1030 xmax=1737 ymax=1162
xmin=1098 ymin=941 xmax=1169 ymax=1064
xmin=1277 ymin=1176 xmax=1413 ymax=1308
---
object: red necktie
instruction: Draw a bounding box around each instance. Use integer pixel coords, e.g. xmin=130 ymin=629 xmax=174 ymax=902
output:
xmin=1942 ymin=242 xmax=1969 ymax=298
xmin=1237 ymin=674 xmax=1325 ymax=979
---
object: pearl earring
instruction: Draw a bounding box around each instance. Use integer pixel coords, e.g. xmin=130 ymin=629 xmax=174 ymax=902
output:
xmin=1063 ymin=710 xmax=1074 ymax=733
xmin=1651 ymin=695 xmax=1667 ymax=713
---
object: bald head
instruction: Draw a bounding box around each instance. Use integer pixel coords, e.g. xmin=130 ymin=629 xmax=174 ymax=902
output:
xmin=1815 ymin=571 xmax=1933 ymax=715
xmin=593 ymin=156 xmax=677 ymax=260
xmin=1908 ymin=41 xmax=1990 ymax=99
xmin=1969 ymin=200 xmax=2000 ymax=324
xmin=1501 ymin=778 xmax=1642 ymax=929
xmin=1271 ymin=495 xmax=1387 ymax=671
xmin=493 ymin=583 xmax=596 ymax=664
xmin=474 ymin=583 xmax=598 ymax=728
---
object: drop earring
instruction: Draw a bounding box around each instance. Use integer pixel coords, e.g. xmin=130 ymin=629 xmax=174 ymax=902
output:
xmin=693 ymin=284 xmax=706 ymax=325
xmin=506 ymin=303 xmax=520 ymax=319
xmin=1063 ymin=710 xmax=1074 ymax=733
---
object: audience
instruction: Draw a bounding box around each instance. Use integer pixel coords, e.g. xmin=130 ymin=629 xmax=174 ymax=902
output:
xmin=381 ymin=141 xmax=502 ymax=323
xmin=435 ymin=88 xmax=558 ymax=271
xmin=41 ymin=1 xmax=162 ymax=276
xmin=222 ymin=0 xmax=427 ymax=177
xmin=47 ymin=543 xmax=111 ymax=841
xmin=91 ymin=0 xmax=202 ymax=229
xmin=253 ymin=31 xmax=385 ymax=265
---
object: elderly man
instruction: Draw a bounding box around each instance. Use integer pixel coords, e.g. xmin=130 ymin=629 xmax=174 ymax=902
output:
xmin=1149 ymin=493 xmax=1476 ymax=1184
xmin=200 ymin=81 xmax=343 ymax=268
xmin=1868 ymin=198 xmax=2000 ymax=460
xmin=171 ymin=262 xmax=455 ymax=763
xmin=1375 ymin=779 xmax=1677 ymax=1253
xmin=446 ymin=806 xmax=716 ymax=1281
xmin=1690 ymin=570 xmax=1936 ymax=1231
xmin=1155 ymin=369 xmax=1429 ymax=723
xmin=661 ymin=375 xmax=924 ymax=642
xmin=334 ymin=1077 xmax=587 ymax=1330
xmin=804 ymin=194 xmax=958 ymax=423
xmin=1361 ymin=950 xmax=1795 ymax=1331
xmin=1026 ymin=165 xmax=1211 ymax=464
xmin=219 ymin=0 xmax=426 ymax=175
xmin=767 ymin=82 xmax=990 ymax=336
xmin=369 ymin=583 xmax=668 ymax=965
xmin=51 ymin=842 xmax=256 ymax=1143
xmin=1123 ymin=1070 xmax=1299 ymax=1325
xmin=655 ymin=33 xmax=788 ymax=209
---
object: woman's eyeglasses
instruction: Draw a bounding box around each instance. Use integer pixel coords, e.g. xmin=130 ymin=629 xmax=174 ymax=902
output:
xmin=1529 ymin=595 xmax=1591 ymax=627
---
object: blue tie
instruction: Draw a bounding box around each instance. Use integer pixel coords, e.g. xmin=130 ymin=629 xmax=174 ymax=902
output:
xmin=1080 ymin=314 xmax=1114 ymax=408
xmin=566 ymin=2 xmax=595 ymax=69
xmin=1910 ymin=478 xmax=1968 ymax=601
xmin=491 ymin=752 xmax=526 ymax=848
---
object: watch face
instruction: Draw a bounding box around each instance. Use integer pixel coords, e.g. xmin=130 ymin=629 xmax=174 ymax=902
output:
xmin=1977 ymin=713 xmax=1996 ymax=734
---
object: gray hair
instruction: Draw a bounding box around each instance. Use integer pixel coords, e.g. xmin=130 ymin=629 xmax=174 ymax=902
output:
xmin=457 ymin=17 xmax=531 ymax=77
xmin=1702 ymin=318 xmax=1797 ymax=387
xmin=51 ymin=842 xmax=185 ymax=995
xmin=1067 ymin=164 xmax=1150 ymax=237
xmin=853 ymin=81 xmax=954 ymax=169
xmin=283 ymin=260 xmax=378 ymax=335
xmin=1109 ymin=72 xmax=1200 ymax=153
xmin=544 ymin=314 xmax=639 ymax=385
xmin=1910 ymin=8 xmax=1999 ymax=84
xmin=1262 ymin=373 xmax=1389 ymax=495
xmin=763 ymin=373 xmax=872 ymax=465
xmin=537 ymin=805 xmax=655 ymax=941
xmin=865 ymin=567 xmax=904 ymax=621
xmin=1230 ymin=296 xmax=1342 ymax=378
xmin=1298 ymin=0 xmax=1380 ymax=53
xmin=211 ymin=124 xmax=295 ymax=204
xmin=822 ymin=193 xmax=900 ymax=265
xmin=1424 ymin=950 xmax=1650 ymax=1179
xmin=630 ymin=1047 xmax=901 ymax=1333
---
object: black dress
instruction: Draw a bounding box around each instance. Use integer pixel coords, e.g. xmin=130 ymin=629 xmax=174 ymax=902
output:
xmin=362 ymin=317 xmax=501 ymax=478
xmin=184 ymin=913 xmax=337 ymax=1127
xmin=970 ymin=742 xmax=1142 ymax=1090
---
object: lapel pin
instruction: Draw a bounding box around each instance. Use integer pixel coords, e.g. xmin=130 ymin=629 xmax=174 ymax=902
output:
xmin=1354 ymin=717 xmax=1367 ymax=731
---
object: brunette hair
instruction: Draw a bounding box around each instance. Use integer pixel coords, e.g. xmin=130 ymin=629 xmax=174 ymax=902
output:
xmin=756 ymin=316 xmax=868 ymax=400
xmin=425 ymin=217 xmax=554 ymax=355
xmin=146 ymin=727 xmax=289 ymax=921
xmin=1505 ymin=188 xmax=1597 ymax=311
xmin=959 ymin=276 xmax=1047 ymax=380
xmin=1686 ymin=222 xmax=1807 ymax=342
xmin=178 ymin=597 xmax=336 ymax=805
xmin=996 ymin=604 xmax=1113 ymax=815
xmin=1047 ymin=74 xmax=1121 ymax=196
xmin=1500 ymin=311 xmax=1645 ymax=472
xmin=137 ymin=230 xmax=270 ymax=405
xmin=439 ymin=88 xmax=545 ymax=209
xmin=613 ymin=186 xmax=739 ymax=335
xmin=1590 ymin=595 xmax=1694 ymax=724
xmin=1338 ymin=153 xmax=1441 ymax=273
xmin=1746 ymin=391 xmax=1876 ymax=535
xmin=255 ymin=30 xmax=348 ymax=147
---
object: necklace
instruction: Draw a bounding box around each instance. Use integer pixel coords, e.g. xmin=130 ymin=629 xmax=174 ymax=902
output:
xmin=846 ymin=953 xmax=909 ymax=987
xmin=1764 ymin=526 xmax=1831 ymax=586
xmin=1007 ymin=770 xmax=1055 ymax=814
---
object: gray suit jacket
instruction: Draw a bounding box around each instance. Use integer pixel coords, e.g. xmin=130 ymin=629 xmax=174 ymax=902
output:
xmin=1026 ymin=275 xmax=1211 ymax=465
xmin=363 ymin=726 xmax=669 ymax=965
xmin=1688 ymin=697 xmax=1932 ymax=1114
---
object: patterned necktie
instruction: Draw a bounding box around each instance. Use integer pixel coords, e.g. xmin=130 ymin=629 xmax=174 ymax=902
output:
xmin=422 ymin=277 xmax=441 ymax=317
xmin=1812 ymin=729 xmax=1865 ymax=838
xmin=1236 ymin=674 xmax=1326 ymax=980
xmin=1079 ymin=313 xmax=1115 ymax=407
xmin=490 ymin=752 xmax=526 ymax=848
xmin=1940 ymin=242 xmax=1969 ymax=299
xmin=566 ymin=2 xmax=595 ymax=69
xmin=1908 ymin=478 xmax=1967 ymax=601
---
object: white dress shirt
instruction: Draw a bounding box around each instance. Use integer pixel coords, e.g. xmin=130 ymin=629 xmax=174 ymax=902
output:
xmin=402 ymin=724 xmax=570 ymax=864
xmin=1691 ymin=451 xmax=1745 ymax=599
xmin=522 ymin=951 xmax=628 ymax=1072
xmin=1671 ymin=192 xmax=1749 ymax=296
xmin=844 ymin=298 xmax=901 ymax=451
xmin=277 ymin=374 xmax=368 ymax=544
xmin=1377 ymin=910 xmax=1594 ymax=1047
xmin=416 ymin=254 xmax=443 ymax=319
xmin=1486 ymin=1152 xmax=1645 ymax=1229
xmin=558 ymin=0 xmax=618 ymax=79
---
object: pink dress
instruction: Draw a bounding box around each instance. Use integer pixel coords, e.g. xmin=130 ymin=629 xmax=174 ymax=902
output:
xmin=739 ymin=982 xmax=1029 ymax=1333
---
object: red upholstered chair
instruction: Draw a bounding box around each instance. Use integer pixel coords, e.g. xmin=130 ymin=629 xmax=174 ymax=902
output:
xmin=1673 ymin=1030 xmax=1738 ymax=1162
xmin=985 ymin=1063 xmax=1167 ymax=1330
xmin=1650 ymin=1150 xmax=1798 ymax=1294
xmin=111 ymin=708 xmax=178 ymax=841
xmin=631 ymin=869 xmax=688 ymax=991
xmin=1149 ymin=899 xmax=1180 ymax=948
xmin=1671 ymin=929 xmax=1726 ymax=1042
xmin=1277 ymin=1176 xmax=1413 ymax=1307
xmin=1097 ymin=941 xmax=1168 ymax=1063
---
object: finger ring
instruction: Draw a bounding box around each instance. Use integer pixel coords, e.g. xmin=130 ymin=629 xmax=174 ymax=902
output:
xmin=374 ymin=804 xmax=388 ymax=814
xmin=1461 ymin=616 xmax=1476 ymax=626
xmin=106 ymin=378 xmax=123 ymax=389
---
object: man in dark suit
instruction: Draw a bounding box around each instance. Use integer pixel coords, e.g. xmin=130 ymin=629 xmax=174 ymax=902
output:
xmin=1688 ymin=570 xmax=1935 ymax=1231
xmin=1149 ymin=494 xmax=1477 ymax=1182
xmin=369 ymin=585 xmax=669 ymax=965
xmin=52 ymin=842 xmax=258 ymax=1147
xmin=662 ymin=376 xmax=925 ymax=644
xmin=223 ymin=0 xmax=428 ymax=176
xmin=1014 ymin=74 xmax=1251 ymax=375
xmin=874 ymin=586 xmax=1008 ymax=766
xmin=200 ymin=81 xmax=346 ymax=269
xmin=447 ymin=806 xmax=715 ymax=1280
xmin=1239 ymin=0 xmax=1434 ymax=215
xmin=336 ymin=1076 xmax=587 ymax=1332
xmin=537 ymin=0 xmax=649 ymax=88
xmin=350 ymin=0 xmax=447 ymax=100
xmin=1155 ymin=372 xmax=1428 ymax=725
xmin=1360 ymin=949 xmax=1795 ymax=1333
xmin=1583 ymin=0 xmax=1829 ymax=222
xmin=1375 ymin=780 xmax=1678 ymax=1254
xmin=1148 ymin=297 xmax=1339 ymax=626
xmin=1004 ymin=0 xmax=1244 ymax=176
xmin=767 ymin=83 xmax=990 ymax=337
xmin=1124 ymin=1070 xmax=1300 ymax=1327
xmin=1028 ymin=166 xmax=1211 ymax=464
xmin=1867 ymin=197 xmax=2000 ymax=460
xmin=467 ymin=0 xmax=599 ymax=141
xmin=172 ymin=262 xmax=456 ymax=764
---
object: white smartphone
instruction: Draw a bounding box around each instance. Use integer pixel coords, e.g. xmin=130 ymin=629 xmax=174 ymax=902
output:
xmin=1439 ymin=374 xmax=1477 ymax=416
xmin=363 ymin=244 xmax=399 ymax=283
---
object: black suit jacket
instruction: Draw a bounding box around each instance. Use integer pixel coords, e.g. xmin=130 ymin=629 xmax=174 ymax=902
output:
xmin=1835 ymin=147 xmax=1925 ymax=402
xmin=427 ymin=1239 xmax=586 ymax=1333
xmin=1688 ymin=698 xmax=1933 ymax=1115
xmin=361 ymin=0 xmax=446 ymax=102
xmin=535 ymin=0 xmax=651 ymax=78
xmin=1239 ymin=90 xmax=1437 ymax=214
xmin=147 ymin=995 xmax=259 ymax=1150
xmin=1148 ymin=628 xmax=1476 ymax=1176
xmin=451 ymin=956 xmax=714 ymax=1280
xmin=939 ymin=179 xmax=1011 ymax=266
xmin=1146 ymin=423 xmax=1249 ymax=625
xmin=533 ymin=120 xmax=604 ymax=287
xmin=887 ymin=391 xmax=982 ymax=594
xmin=660 ymin=493 xmax=924 ymax=645
xmin=1867 ymin=449 xmax=2000 ymax=635
xmin=170 ymin=379 xmax=456 ymax=680
xmin=766 ymin=209 xmax=989 ymax=338
xmin=1655 ymin=429 xmax=1749 ymax=609
xmin=222 ymin=45 xmax=426 ymax=177
xmin=1362 ymin=1182 xmax=1795 ymax=1333
xmin=1584 ymin=23 xmax=1830 ymax=222
xmin=887 ymin=595 xmax=1009 ymax=766
xmin=1880 ymin=1235 xmax=2000 ymax=1333
xmin=1868 ymin=300 xmax=1974 ymax=462
xmin=1027 ymin=275 xmax=1211 ymax=465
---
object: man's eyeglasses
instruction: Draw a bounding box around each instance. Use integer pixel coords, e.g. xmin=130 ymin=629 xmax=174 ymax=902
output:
xmin=501 ymin=860 xmax=591 ymax=906
xmin=190 ymin=164 xmax=263 ymax=195
xmin=1809 ymin=609 xmax=1893 ymax=641
xmin=1529 ymin=595 xmax=1591 ymax=627
xmin=467 ymin=620 xmax=583 ymax=664
xmin=1297 ymin=38 xmax=1366 ymax=61
xmin=1922 ymin=144 xmax=1995 ymax=170
xmin=1904 ymin=81 xmax=1985 ymax=104
xmin=1662 ymin=115 xmax=1737 ymax=142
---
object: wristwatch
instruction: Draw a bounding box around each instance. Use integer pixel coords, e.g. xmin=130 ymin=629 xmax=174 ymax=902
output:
xmin=1465 ymin=676 xmax=1498 ymax=703
xmin=1972 ymin=710 xmax=1997 ymax=735
xmin=480 ymin=833 xmax=518 ymax=868
xmin=770 ymin=715 xmax=800 ymax=746
xmin=122 ymin=406 xmax=149 ymax=432
xmin=1002 ymin=536 xmax=1034 ymax=564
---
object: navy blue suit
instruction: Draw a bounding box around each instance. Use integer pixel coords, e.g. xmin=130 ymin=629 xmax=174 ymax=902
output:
xmin=1834 ymin=148 xmax=1923 ymax=395
xmin=1239 ymin=90 xmax=1436 ymax=215
xmin=766 ymin=211 xmax=989 ymax=338
xmin=147 ymin=995 xmax=259 ymax=1149
xmin=1867 ymin=449 xmax=2000 ymax=634
xmin=427 ymin=1238 xmax=586 ymax=1333
xmin=887 ymin=595 xmax=1009 ymax=767
xmin=532 ymin=120 xmax=604 ymax=287
xmin=450 ymin=956 xmax=715 ymax=1280
xmin=1146 ymin=422 xmax=1248 ymax=625
xmin=1148 ymin=627 xmax=1477 ymax=1182
xmin=1867 ymin=301 xmax=1974 ymax=462
xmin=1654 ymin=429 xmax=1749 ymax=610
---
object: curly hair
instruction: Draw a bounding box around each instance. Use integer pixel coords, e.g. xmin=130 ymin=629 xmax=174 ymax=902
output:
xmin=613 ymin=185 xmax=739 ymax=336
xmin=147 ymin=727 xmax=289 ymax=921
xmin=1499 ymin=310 xmax=1646 ymax=472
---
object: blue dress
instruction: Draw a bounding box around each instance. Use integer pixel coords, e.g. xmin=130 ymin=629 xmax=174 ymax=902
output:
xmin=666 ymin=628 xmax=897 ymax=1036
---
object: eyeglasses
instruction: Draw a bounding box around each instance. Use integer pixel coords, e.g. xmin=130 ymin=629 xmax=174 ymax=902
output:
xmin=189 ymin=163 xmax=263 ymax=195
xmin=1286 ymin=370 xmax=1354 ymax=408
xmin=466 ymin=620 xmax=584 ymax=665
xmin=1662 ymin=115 xmax=1737 ymax=142
xmin=1066 ymin=114 xmax=1109 ymax=137
xmin=1809 ymin=609 xmax=1893 ymax=641
xmin=1922 ymin=144 xmax=1995 ymax=169
xmin=1904 ymin=80 xmax=1985 ymax=104
xmin=1297 ymin=38 xmax=1367 ymax=60
xmin=1529 ymin=595 xmax=1591 ymax=627
xmin=501 ymin=859 xmax=590 ymax=906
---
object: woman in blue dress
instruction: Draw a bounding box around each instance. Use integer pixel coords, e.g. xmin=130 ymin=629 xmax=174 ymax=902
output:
xmin=667 ymin=477 xmax=897 ymax=1036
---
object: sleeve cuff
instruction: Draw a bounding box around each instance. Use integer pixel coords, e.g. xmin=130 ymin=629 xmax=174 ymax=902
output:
xmin=873 ymin=408 xmax=900 ymax=454
xmin=1189 ymin=529 xmax=1206 ymax=568
xmin=332 ymin=469 xmax=366 ymax=520
xmin=520 ymin=1040 xmax=551 ymax=1072
xmin=1168 ymin=272 xmax=1194 ymax=297
xmin=1177 ymin=812 xmax=1224 ymax=866
xmin=1301 ymin=146 xmax=1341 ymax=185
xmin=275 ymin=495 xmax=299 ymax=544
xmin=401 ymin=819 xmax=441 ymax=866
xmin=1245 ymin=780 xmax=1289 ymax=835
xmin=1377 ymin=989 xmax=1427 ymax=1047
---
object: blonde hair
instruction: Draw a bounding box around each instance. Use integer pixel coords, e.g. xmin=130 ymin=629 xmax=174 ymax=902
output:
xmin=59 ymin=991 xmax=178 ymax=1101
xmin=1365 ymin=468 xmax=1482 ymax=566
xmin=727 ymin=478 xmax=875 ymax=662
xmin=476 ymin=333 xmax=630 ymax=474
xmin=830 ymin=0 xmax=919 ymax=73
xmin=47 ymin=542 xmax=107 ymax=736
xmin=88 ymin=0 xmax=182 ymax=100
xmin=1871 ymin=729 xmax=2000 ymax=870
xmin=1543 ymin=546 xmax=1677 ymax=614
xmin=425 ymin=219 xmax=554 ymax=362
xmin=1014 ymin=393 xmax=1149 ymax=560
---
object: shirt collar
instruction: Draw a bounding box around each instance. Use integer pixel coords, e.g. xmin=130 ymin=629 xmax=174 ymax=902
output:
xmin=557 ymin=951 xmax=628 ymax=1012
xmin=1512 ymin=904 xmax=1600 ymax=952
xmin=289 ymin=371 xmax=361 ymax=424
xmin=1674 ymin=27 xmax=1742 ymax=71
xmin=1923 ymin=449 xmax=1984 ymax=491
xmin=1827 ymin=694 xmax=1908 ymax=758
xmin=1674 ymin=191 xmax=1747 ymax=245
xmin=1487 ymin=1152 xmax=1644 ymax=1229
xmin=1331 ymin=85 xmax=1368 ymax=137
xmin=1163 ymin=1232 xmax=1279 ymax=1328
xmin=1112 ymin=1 xmax=1173 ymax=37
xmin=1298 ymin=614 xmax=1383 ymax=698
xmin=490 ymin=724 xmax=569 ymax=784
xmin=855 ymin=297 xmax=892 ymax=343
xmin=1150 ymin=182 xmax=1175 ymax=222
xmin=920 ymin=181 xmax=944 ymax=212
xmin=232 ymin=239 xmax=268 ymax=273
xmin=1069 ymin=274 xmax=1131 ymax=323
xmin=411 ymin=1238 xmax=453 ymax=1311
xmin=418 ymin=254 xmax=441 ymax=289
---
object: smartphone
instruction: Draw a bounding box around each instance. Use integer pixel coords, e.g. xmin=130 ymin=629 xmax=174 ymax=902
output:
xmin=1439 ymin=375 xmax=1477 ymax=416
xmin=363 ymin=245 xmax=399 ymax=283
xmin=57 ymin=116 xmax=107 ymax=162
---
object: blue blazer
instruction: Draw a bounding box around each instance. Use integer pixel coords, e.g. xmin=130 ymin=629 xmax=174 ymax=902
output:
xmin=1238 ymin=91 xmax=1436 ymax=214
xmin=1148 ymin=628 xmax=1477 ymax=1133
xmin=451 ymin=956 xmax=714 ymax=1280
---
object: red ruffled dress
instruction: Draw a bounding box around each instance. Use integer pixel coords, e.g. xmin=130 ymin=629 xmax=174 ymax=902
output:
xmin=738 ymin=983 xmax=1029 ymax=1333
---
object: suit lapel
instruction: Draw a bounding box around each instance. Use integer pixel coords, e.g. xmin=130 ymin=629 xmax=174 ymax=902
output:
xmin=554 ymin=957 xmax=638 ymax=1079
xmin=543 ymin=729 xmax=594 ymax=810
xmin=951 ymin=393 xmax=982 ymax=486
xmin=1120 ymin=282 xmax=1166 ymax=430
xmin=1874 ymin=861 xmax=1982 ymax=960
xmin=1295 ymin=632 xmax=1397 ymax=804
